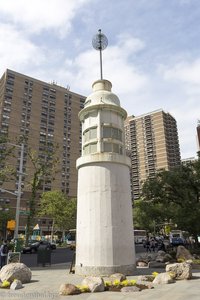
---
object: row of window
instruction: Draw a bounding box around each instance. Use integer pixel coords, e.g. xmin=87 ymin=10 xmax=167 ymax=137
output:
xmin=83 ymin=142 xmax=123 ymax=155
xmin=83 ymin=126 xmax=123 ymax=143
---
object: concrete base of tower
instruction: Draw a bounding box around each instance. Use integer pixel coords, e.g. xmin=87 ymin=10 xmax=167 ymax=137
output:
xmin=75 ymin=263 xmax=136 ymax=276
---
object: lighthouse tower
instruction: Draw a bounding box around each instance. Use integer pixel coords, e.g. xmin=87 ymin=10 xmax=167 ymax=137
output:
xmin=75 ymin=30 xmax=135 ymax=276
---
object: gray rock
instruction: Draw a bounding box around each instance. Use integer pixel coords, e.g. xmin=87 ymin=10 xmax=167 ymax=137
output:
xmin=156 ymin=253 xmax=173 ymax=263
xmin=0 ymin=263 xmax=32 ymax=283
xmin=137 ymin=275 xmax=154 ymax=282
xmin=166 ymin=262 xmax=192 ymax=280
xmin=156 ymin=256 xmax=165 ymax=263
xmin=10 ymin=279 xmax=23 ymax=290
xmin=121 ymin=286 xmax=140 ymax=292
xmin=137 ymin=254 xmax=154 ymax=262
xmin=153 ymin=272 xmax=175 ymax=284
xmin=176 ymin=246 xmax=193 ymax=261
xmin=59 ymin=283 xmax=81 ymax=295
xmin=157 ymin=250 xmax=166 ymax=257
xmin=136 ymin=281 xmax=154 ymax=289
xmin=82 ymin=276 xmax=104 ymax=292
xmin=163 ymin=253 xmax=173 ymax=262
xmin=110 ymin=273 xmax=126 ymax=282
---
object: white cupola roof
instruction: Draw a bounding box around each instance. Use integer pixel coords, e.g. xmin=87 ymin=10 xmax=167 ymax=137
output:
xmin=84 ymin=79 xmax=120 ymax=108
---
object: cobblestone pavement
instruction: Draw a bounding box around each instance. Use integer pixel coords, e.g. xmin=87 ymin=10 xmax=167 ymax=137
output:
xmin=0 ymin=264 xmax=200 ymax=300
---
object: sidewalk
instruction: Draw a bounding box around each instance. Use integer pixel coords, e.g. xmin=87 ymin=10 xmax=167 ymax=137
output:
xmin=0 ymin=263 xmax=200 ymax=300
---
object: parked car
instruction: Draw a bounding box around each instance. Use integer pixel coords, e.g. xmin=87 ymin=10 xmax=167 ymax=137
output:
xmin=170 ymin=237 xmax=185 ymax=247
xmin=22 ymin=240 xmax=56 ymax=253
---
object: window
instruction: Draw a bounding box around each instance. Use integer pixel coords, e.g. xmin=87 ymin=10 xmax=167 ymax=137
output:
xmin=103 ymin=127 xmax=111 ymax=138
xmin=104 ymin=142 xmax=112 ymax=152
xmin=84 ymin=127 xmax=97 ymax=142
xmin=102 ymin=126 xmax=122 ymax=141
xmin=83 ymin=143 xmax=97 ymax=155
xmin=103 ymin=142 xmax=123 ymax=154
xmin=8 ymin=73 xmax=15 ymax=80
xmin=90 ymin=143 xmax=97 ymax=153
xmin=113 ymin=143 xmax=119 ymax=153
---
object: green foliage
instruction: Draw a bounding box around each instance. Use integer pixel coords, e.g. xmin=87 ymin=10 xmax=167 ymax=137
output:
xmin=38 ymin=191 xmax=77 ymax=231
xmin=134 ymin=154 xmax=200 ymax=239
xmin=0 ymin=136 xmax=16 ymax=185
xmin=25 ymin=142 xmax=59 ymax=245
xmin=0 ymin=208 xmax=14 ymax=238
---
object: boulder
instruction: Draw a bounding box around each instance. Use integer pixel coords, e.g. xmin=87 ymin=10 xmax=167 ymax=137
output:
xmin=176 ymin=246 xmax=193 ymax=261
xmin=156 ymin=253 xmax=173 ymax=263
xmin=136 ymin=282 xmax=154 ymax=289
xmin=157 ymin=250 xmax=166 ymax=257
xmin=121 ymin=286 xmax=140 ymax=292
xmin=153 ymin=272 xmax=175 ymax=284
xmin=137 ymin=254 xmax=153 ymax=262
xmin=81 ymin=276 xmax=104 ymax=292
xmin=109 ymin=273 xmax=126 ymax=282
xmin=137 ymin=275 xmax=154 ymax=282
xmin=59 ymin=283 xmax=81 ymax=295
xmin=0 ymin=263 xmax=32 ymax=283
xmin=10 ymin=279 xmax=23 ymax=290
xmin=166 ymin=262 xmax=192 ymax=280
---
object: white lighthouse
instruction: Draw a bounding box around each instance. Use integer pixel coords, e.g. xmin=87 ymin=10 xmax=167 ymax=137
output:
xmin=75 ymin=30 xmax=135 ymax=276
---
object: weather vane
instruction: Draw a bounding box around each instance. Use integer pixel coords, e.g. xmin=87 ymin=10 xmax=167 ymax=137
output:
xmin=92 ymin=29 xmax=108 ymax=80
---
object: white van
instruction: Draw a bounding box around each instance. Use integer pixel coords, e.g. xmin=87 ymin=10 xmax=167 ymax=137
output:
xmin=169 ymin=230 xmax=188 ymax=246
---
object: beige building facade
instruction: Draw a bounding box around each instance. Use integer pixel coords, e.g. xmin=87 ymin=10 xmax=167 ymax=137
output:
xmin=0 ymin=69 xmax=85 ymax=234
xmin=124 ymin=109 xmax=181 ymax=200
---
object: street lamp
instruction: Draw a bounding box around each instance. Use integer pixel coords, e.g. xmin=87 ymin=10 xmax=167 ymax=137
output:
xmin=0 ymin=143 xmax=24 ymax=240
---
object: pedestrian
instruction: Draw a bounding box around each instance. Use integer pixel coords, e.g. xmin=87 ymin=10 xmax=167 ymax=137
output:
xmin=157 ymin=240 xmax=166 ymax=252
xmin=0 ymin=240 xmax=9 ymax=269
xmin=145 ymin=237 xmax=151 ymax=253
xmin=189 ymin=236 xmax=195 ymax=249
xmin=150 ymin=237 xmax=156 ymax=252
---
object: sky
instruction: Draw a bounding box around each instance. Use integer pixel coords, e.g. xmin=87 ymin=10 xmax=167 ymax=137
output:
xmin=0 ymin=0 xmax=199 ymax=159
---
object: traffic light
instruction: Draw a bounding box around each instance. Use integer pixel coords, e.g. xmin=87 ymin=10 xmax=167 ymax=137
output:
xmin=7 ymin=220 xmax=16 ymax=230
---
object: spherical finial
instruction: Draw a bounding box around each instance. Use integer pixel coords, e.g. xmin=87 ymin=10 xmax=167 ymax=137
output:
xmin=92 ymin=29 xmax=108 ymax=51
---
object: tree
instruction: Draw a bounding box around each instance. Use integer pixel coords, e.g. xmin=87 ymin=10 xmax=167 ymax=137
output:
xmin=25 ymin=143 xmax=59 ymax=245
xmin=38 ymin=191 xmax=77 ymax=237
xmin=133 ymin=199 xmax=174 ymax=234
xmin=138 ymin=155 xmax=200 ymax=241
xmin=0 ymin=136 xmax=16 ymax=185
xmin=0 ymin=136 xmax=18 ymax=240
xmin=0 ymin=202 xmax=15 ymax=239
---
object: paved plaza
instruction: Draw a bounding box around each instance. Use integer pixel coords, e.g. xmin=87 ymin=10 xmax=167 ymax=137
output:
xmin=0 ymin=263 xmax=200 ymax=300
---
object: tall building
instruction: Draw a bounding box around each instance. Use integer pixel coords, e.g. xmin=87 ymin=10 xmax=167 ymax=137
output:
xmin=124 ymin=109 xmax=181 ymax=200
xmin=182 ymin=157 xmax=196 ymax=166
xmin=0 ymin=69 xmax=85 ymax=234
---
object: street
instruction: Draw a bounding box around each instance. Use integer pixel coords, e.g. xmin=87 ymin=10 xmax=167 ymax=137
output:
xmin=20 ymin=244 xmax=145 ymax=268
xmin=20 ymin=247 xmax=75 ymax=267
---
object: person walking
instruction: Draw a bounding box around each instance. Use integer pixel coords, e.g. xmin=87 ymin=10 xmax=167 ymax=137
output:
xmin=145 ymin=236 xmax=151 ymax=253
xmin=0 ymin=240 xmax=9 ymax=268
xmin=150 ymin=237 xmax=156 ymax=252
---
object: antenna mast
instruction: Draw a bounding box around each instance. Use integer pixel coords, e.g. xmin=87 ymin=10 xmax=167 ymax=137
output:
xmin=92 ymin=29 xmax=108 ymax=80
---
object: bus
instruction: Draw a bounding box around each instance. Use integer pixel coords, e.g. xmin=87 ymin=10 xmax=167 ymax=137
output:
xmin=66 ymin=229 xmax=76 ymax=245
xmin=134 ymin=229 xmax=147 ymax=244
